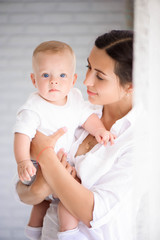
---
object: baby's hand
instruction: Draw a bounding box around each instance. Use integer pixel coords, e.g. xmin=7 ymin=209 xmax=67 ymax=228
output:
xmin=94 ymin=128 xmax=116 ymax=146
xmin=17 ymin=160 xmax=37 ymax=183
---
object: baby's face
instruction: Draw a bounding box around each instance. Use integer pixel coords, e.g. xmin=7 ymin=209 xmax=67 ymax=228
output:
xmin=31 ymin=50 xmax=77 ymax=105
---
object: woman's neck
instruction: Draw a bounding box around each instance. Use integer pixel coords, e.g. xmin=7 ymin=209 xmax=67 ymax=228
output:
xmin=101 ymin=96 xmax=133 ymax=130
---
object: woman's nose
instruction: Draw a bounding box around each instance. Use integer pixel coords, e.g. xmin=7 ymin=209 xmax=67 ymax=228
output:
xmin=83 ymin=71 xmax=94 ymax=86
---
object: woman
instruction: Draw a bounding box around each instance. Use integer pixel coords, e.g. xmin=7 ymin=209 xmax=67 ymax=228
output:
xmin=17 ymin=30 xmax=145 ymax=240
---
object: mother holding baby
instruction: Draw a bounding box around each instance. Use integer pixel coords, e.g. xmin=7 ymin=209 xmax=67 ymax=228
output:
xmin=17 ymin=30 xmax=145 ymax=240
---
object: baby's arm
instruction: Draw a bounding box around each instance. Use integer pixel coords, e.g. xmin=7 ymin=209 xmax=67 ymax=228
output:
xmin=82 ymin=113 xmax=116 ymax=145
xmin=14 ymin=133 xmax=37 ymax=182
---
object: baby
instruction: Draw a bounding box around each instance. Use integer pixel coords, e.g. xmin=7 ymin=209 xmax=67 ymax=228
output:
xmin=14 ymin=40 xmax=115 ymax=239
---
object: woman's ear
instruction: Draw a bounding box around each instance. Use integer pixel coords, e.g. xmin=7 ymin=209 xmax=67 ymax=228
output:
xmin=128 ymin=83 xmax=133 ymax=93
xmin=126 ymin=83 xmax=133 ymax=94
xmin=30 ymin=73 xmax=37 ymax=88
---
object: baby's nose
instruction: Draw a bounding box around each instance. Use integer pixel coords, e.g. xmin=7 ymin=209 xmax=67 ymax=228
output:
xmin=50 ymin=77 xmax=58 ymax=85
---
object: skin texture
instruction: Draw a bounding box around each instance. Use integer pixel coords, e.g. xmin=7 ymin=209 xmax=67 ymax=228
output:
xmin=31 ymin=50 xmax=77 ymax=105
xmin=16 ymin=46 xmax=133 ymax=228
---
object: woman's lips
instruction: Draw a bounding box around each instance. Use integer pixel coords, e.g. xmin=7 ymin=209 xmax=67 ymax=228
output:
xmin=87 ymin=89 xmax=97 ymax=96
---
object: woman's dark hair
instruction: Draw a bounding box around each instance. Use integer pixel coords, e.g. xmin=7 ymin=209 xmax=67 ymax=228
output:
xmin=95 ymin=30 xmax=133 ymax=86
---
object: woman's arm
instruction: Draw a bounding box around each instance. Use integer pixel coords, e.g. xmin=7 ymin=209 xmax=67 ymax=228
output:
xmin=16 ymin=148 xmax=79 ymax=205
xmin=39 ymin=149 xmax=94 ymax=226
xmin=31 ymin=129 xmax=94 ymax=227
xmin=16 ymin=167 xmax=52 ymax=205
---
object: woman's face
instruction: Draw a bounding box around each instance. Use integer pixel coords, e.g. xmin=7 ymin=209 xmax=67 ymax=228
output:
xmin=83 ymin=46 xmax=129 ymax=106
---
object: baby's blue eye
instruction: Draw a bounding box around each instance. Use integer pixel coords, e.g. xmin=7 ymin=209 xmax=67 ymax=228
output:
xmin=60 ymin=73 xmax=66 ymax=78
xmin=43 ymin=73 xmax=49 ymax=78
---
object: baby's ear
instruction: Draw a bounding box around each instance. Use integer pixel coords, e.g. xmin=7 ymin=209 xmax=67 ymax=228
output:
xmin=30 ymin=73 xmax=36 ymax=88
xmin=72 ymin=73 xmax=77 ymax=86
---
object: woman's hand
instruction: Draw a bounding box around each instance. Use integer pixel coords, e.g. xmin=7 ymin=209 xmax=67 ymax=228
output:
xmin=30 ymin=127 xmax=67 ymax=160
xmin=57 ymin=149 xmax=76 ymax=177
xmin=57 ymin=148 xmax=81 ymax=183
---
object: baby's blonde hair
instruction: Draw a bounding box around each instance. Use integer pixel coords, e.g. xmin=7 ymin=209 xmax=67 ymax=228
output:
xmin=33 ymin=40 xmax=74 ymax=57
xmin=32 ymin=40 xmax=76 ymax=71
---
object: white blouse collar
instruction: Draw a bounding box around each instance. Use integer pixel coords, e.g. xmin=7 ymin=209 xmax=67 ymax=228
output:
xmin=111 ymin=102 xmax=143 ymax=137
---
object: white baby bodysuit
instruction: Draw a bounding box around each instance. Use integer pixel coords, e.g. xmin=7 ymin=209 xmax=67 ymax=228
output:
xmin=13 ymin=88 xmax=100 ymax=153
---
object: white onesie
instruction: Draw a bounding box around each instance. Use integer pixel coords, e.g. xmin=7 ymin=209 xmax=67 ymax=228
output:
xmin=13 ymin=88 xmax=100 ymax=153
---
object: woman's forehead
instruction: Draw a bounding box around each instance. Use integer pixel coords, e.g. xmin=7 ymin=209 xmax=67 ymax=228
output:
xmin=89 ymin=46 xmax=116 ymax=73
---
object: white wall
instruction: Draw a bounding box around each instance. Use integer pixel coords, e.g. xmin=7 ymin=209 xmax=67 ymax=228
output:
xmin=148 ymin=1 xmax=160 ymax=238
xmin=134 ymin=0 xmax=160 ymax=239
xmin=0 ymin=0 xmax=132 ymax=239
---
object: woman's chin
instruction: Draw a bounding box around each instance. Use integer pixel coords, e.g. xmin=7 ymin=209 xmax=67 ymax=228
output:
xmin=88 ymin=95 xmax=97 ymax=104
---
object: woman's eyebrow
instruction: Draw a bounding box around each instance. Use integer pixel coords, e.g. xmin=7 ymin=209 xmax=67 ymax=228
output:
xmin=87 ymin=58 xmax=107 ymax=76
xmin=87 ymin=58 xmax=113 ymax=78
xmin=95 ymin=68 xmax=107 ymax=76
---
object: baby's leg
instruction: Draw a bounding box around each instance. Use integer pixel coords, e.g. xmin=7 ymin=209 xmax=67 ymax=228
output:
xmin=28 ymin=200 xmax=50 ymax=227
xmin=57 ymin=202 xmax=88 ymax=240
xmin=58 ymin=201 xmax=78 ymax=232
xmin=25 ymin=200 xmax=50 ymax=240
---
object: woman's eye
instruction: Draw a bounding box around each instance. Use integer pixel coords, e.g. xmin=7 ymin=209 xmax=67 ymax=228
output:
xmin=43 ymin=73 xmax=49 ymax=78
xmin=60 ymin=73 xmax=67 ymax=78
xmin=97 ymin=75 xmax=103 ymax=80
xmin=86 ymin=65 xmax=91 ymax=70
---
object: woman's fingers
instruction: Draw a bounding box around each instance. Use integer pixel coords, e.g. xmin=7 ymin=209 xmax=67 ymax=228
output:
xmin=57 ymin=151 xmax=77 ymax=178
xmin=51 ymin=127 xmax=67 ymax=143
xmin=32 ymin=131 xmax=48 ymax=147
xmin=31 ymin=131 xmax=48 ymax=158
xmin=31 ymin=128 xmax=67 ymax=160
xmin=71 ymin=167 xmax=77 ymax=178
xmin=61 ymin=153 xmax=68 ymax=167
xmin=57 ymin=148 xmax=65 ymax=161
xmin=34 ymin=130 xmax=45 ymax=139
xmin=66 ymin=163 xmax=73 ymax=174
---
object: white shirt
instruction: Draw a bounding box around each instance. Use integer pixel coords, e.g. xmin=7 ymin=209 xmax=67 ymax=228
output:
xmin=13 ymin=88 xmax=98 ymax=153
xmin=41 ymin=103 xmax=147 ymax=240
